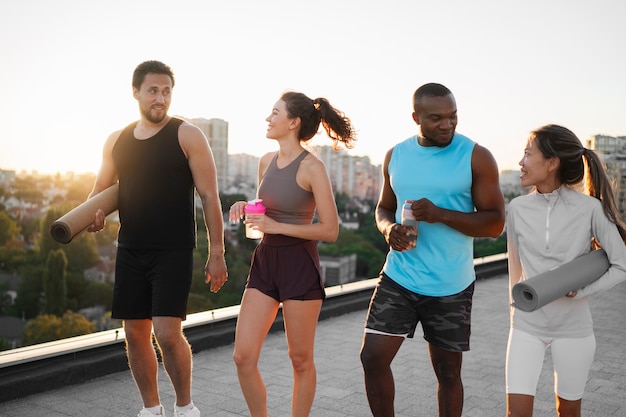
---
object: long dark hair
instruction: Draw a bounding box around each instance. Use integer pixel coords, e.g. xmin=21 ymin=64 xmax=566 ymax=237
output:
xmin=531 ymin=124 xmax=626 ymax=242
xmin=280 ymin=91 xmax=356 ymax=150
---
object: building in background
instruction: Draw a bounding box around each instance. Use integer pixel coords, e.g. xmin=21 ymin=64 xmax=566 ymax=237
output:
xmin=225 ymin=153 xmax=259 ymax=200
xmin=0 ymin=169 xmax=16 ymax=187
xmin=586 ymin=134 xmax=626 ymax=219
xmin=189 ymin=117 xmax=229 ymax=191
xmin=312 ymin=146 xmax=381 ymax=200
xmin=320 ymin=254 xmax=357 ymax=286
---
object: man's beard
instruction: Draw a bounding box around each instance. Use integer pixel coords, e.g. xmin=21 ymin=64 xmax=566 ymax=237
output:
xmin=141 ymin=106 xmax=167 ymax=124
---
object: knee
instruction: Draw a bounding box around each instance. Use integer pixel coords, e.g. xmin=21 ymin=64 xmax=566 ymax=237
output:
xmin=288 ymin=349 xmax=313 ymax=374
xmin=433 ymin=360 xmax=461 ymax=384
xmin=153 ymin=329 xmax=187 ymax=354
xmin=360 ymin=345 xmax=383 ymax=374
xmin=233 ymin=348 xmax=255 ymax=370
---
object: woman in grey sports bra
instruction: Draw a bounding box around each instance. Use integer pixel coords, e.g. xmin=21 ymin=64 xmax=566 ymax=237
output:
xmin=229 ymin=91 xmax=356 ymax=417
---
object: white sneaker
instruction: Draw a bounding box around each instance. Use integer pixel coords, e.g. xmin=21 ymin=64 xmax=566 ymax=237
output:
xmin=174 ymin=405 xmax=200 ymax=417
xmin=137 ymin=405 xmax=166 ymax=416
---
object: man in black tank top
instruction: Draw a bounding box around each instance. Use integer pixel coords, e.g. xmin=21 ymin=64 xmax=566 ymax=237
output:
xmin=86 ymin=61 xmax=228 ymax=417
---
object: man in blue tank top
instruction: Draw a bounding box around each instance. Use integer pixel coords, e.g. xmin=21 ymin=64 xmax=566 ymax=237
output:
xmin=86 ymin=61 xmax=228 ymax=417
xmin=360 ymin=83 xmax=505 ymax=417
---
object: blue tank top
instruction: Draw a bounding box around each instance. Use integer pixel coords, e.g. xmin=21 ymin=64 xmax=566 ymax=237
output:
xmin=383 ymin=134 xmax=476 ymax=296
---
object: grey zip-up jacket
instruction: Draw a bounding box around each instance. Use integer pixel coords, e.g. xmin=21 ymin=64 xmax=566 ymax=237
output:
xmin=507 ymin=185 xmax=626 ymax=338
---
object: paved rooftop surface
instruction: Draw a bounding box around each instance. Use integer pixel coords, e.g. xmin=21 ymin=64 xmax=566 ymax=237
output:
xmin=1 ymin=274 xmax=624 ymax=417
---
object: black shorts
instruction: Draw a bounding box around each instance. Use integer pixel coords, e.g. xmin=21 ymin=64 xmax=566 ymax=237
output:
xmin=364 ymin=273 xmax=474 ymax=352
xmin=112 ymin=247 xmax=194 ymax=320
xmin=247 ymin=234 xmax=326 ymax=302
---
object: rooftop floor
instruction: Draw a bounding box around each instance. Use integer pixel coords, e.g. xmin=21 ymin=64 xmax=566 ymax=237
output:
xmin=1 ymin=274 xmax=624 ymax=417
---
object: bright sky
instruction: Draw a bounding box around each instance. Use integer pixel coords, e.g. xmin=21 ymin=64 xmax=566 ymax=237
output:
xmin=1 ymin=0 xmax=624 ymax=175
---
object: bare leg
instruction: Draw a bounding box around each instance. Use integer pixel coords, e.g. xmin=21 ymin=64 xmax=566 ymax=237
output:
xmin=428 ymin=344 xmax=463 ymax=417
xmin=124 ymin=319 xmax=161 ymax=408
xmin=282 ymin=299 xmax=323 ymax=417
xmin=360 ymin=333 xmax=404 ymax=417
xmin=556 ymin=396 xmax=581 ymax=417
xmin=152 ymin=316 xmax=192 ymax=407
xmin=506 ymin=393 xmax=534 ymax=417
xmin=233 ymin=289 xmax=280 ymax=417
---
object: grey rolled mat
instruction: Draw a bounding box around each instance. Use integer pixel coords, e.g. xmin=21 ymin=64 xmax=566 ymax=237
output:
xmin=50 ymin=183 xmax=119 ymax=244
xmin=511 ymin=249 xmax=609 ymax=312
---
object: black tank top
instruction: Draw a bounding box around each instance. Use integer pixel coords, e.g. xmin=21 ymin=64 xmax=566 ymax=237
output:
xmin=112 ymin=117 xmax=196 ymax=248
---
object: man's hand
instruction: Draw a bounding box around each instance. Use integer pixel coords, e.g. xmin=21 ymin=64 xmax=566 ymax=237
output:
xmin=87 ymin=208 xmax=106 ymax=233
xmin=205 ymin=254 xmax=228 ymax=293
xmin=411 ymin=198 xmax=441 ymax=223
xmin=385 ymin=223 xmax=417 ymax=252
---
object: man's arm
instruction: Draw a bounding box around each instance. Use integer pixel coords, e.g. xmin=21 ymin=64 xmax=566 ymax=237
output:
xmin=179 ymin=123 xmax=228 ymax=293
xmin=375 ymin=147 xmax=397 ymax=241
xmin=87 ymin=131 xmax=121 ymax=233
xmin=375 ymin=147 xmax=417 ymax=252
xmin=412 ymin=144 xmax=505 ymax=238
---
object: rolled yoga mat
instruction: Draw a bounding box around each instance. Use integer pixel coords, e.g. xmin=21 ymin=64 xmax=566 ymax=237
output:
xmin=512 ymin=249 xmax=609 ymax=312
xmin=50 ymin=183 xmax=119 ymax=244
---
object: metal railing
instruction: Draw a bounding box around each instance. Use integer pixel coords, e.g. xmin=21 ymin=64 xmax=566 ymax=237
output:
xmin=0 ymin=254 xmax=507 ymax=403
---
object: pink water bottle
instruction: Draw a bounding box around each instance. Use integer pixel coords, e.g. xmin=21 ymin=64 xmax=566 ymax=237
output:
xmin=244 ymin=199 xmax=266 ymax=239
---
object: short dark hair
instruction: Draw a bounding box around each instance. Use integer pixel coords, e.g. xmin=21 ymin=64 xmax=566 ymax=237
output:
xmin=132 ymin=60 xmax=175 ymax=90
xmin=413 ymin=83 xmax=452 ymax=111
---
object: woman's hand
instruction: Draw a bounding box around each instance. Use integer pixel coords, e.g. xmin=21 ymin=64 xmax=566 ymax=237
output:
xmin=244 ymin=214 xmax=280 ymax=235
xmin=229 ymin=201 xmax=247 ymax=223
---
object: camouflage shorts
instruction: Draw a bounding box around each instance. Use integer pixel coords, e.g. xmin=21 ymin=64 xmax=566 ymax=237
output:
xmin=364 ymin=273 xmax=474 ymax=351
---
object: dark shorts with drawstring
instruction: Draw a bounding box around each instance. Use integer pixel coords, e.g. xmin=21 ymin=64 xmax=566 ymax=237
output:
xmin=365 ymin=273 xmax=474 ymax=351
xmin=112 ymin=247 xmax=193 ymax=320
xmin=247 ymin=234 xmax=326 ymax=302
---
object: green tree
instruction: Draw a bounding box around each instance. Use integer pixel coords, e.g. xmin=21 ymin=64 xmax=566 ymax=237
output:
xmin=81 ymin=281 xmax=114 ymax=310
xmin=64 ymin=174 xmax=95 ymax=202
xmin=319 ymin=227 xmax=386 ymax=278
xmin=22 ymin=314 xmax=62 ymax=345
xmin=0 ymin=282 xmax=12 ymax=315
xmin=94 ymin=220 xmax=119 ymax=246
xmin=355 ymin=212 xmax=388 ymax=254
xmin=0 ymin=246 xmax=27 ymax=272
xmin=22 ymin=311 xmax=95 ymax=346
xmin=219 ymin=193 xmax=248 ymax=212
xmin=0 ymin=338 xmax=12 ymax=352
xmin=474 ymin=235 xmax=507 ymax=258
xmin=12 ymin=175 xmax=45 ymax=203
xmin=190 ymin=218 xmax=251 ymax=311
xmin=0 ymin=211 xmax=20 ymax=246
xmin=14 ymin=264 xmax=44 ymax=319
xmin=39 ymin=205 xmax=100 ymax=271
xmin=43 ymin=249 xmax=68 ymax=316
xmin=65 ymin=271 xmax=90 ymax=311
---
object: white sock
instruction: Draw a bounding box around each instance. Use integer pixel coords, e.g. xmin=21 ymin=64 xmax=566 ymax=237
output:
xmin=175 ymin=401 xmax=194 ymax=413
xmin=144 ymin=405 xmax=164 ymax=415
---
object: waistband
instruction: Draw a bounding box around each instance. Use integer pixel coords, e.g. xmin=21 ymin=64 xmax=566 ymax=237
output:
xmin=261 ymin=234 xmax=313 ymax=247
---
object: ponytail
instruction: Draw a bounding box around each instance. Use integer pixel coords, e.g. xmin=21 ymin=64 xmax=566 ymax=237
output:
xmin=583 ymin=149 xmax=626 ymax=242
xmin=281 ymin=91 xmax=356 ymax=150
xmin=532 ymin=124 xmax=626 ymax=243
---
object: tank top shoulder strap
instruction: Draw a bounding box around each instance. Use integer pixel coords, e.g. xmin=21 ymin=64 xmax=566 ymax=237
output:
xmin=294 ymin=150 xmax=310 ymax=164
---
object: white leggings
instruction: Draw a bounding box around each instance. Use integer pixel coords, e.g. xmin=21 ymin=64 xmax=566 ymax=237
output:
xmin=506 ymin=328 xmax=596 ymax=400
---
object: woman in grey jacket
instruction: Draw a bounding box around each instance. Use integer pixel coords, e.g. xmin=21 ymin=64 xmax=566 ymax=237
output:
xmin=506 ymin=124 xmax=626 ymax=417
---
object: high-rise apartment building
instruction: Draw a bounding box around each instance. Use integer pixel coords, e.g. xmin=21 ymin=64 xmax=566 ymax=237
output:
xmin=190 ymin=117 xmax=229 ymax=191
xmin=312 ymin=146 xmax=381 ymax=200
xmin=586 ymin=134 xmax=626 ymax=218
